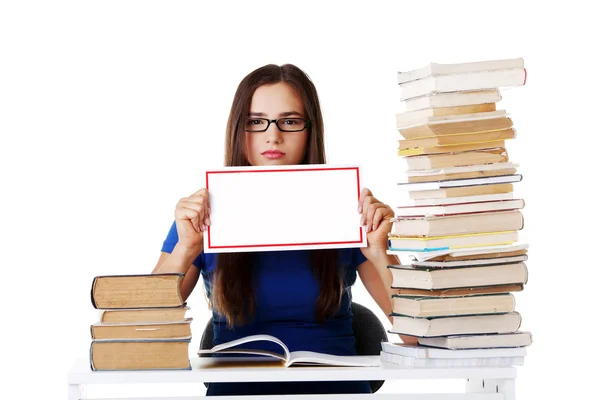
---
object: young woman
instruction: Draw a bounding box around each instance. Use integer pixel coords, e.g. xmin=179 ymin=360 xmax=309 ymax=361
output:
xmin=153 ymin=64 xmax=413 ymax=396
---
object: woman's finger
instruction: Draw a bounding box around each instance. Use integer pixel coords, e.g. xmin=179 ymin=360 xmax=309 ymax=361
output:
xmin=358 ymin=187 xmax=372 ymax=214
xmin=175 ymin=206 xmax=204 ymax=232
xmin=365 ymin=202 xmax=387 ymax=232
xmin=372 ymin=205 xmax=393 ymax=231
xmin=360 ymin=195 xmax=376 ymax=226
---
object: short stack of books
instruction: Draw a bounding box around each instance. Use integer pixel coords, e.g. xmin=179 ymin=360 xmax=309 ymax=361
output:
xmin=383 ymin=58 xmax=532 ymax=367
xmin=89 ymin=273 xmax=192 ymax=371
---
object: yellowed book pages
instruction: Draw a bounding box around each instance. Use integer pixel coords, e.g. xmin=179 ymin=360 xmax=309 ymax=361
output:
xmin=100 ymin=307 xmax=189 ymax=324
xmin=91 ymin=274 xmax=184 ymax=309
xmin=399 ymin=140 xmax=506 ymax=156
xmin=428 ymin=249 xmax=528 ymax=262
xmin=392 ymin=211 xmax=524 ymax=237
xmin=392 ymin=284 xmax=524 ymax=297
xmin=399 ymin=117 xmax=513 ymax=140
xmin=396 ymin=103 xmax=497 ymax=127
xmin=91 ymin=320 xmax=193 ymax=340
xmin=406 ymin=148 xmax=508 ymax=170
xmin=409 ymin=183 xmax=514 ymax=199
xmin=407 ymin=168 xmax=517 ymax=183
xmin=399 ymin=128 xmax=516 ymax=149
xmin=90 ymin=340 xmax=191 ymax=370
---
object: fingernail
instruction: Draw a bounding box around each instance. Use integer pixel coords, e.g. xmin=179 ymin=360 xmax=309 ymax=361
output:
xmin=205 ymin=217 xmax=210 ymax=226
xmin=201 ymin=224 xmax=206 ymax=231
xmin=367 ymin=224 xmax=371 ymax=232
xmin=357 ymin=205 xmax=362 ymax=213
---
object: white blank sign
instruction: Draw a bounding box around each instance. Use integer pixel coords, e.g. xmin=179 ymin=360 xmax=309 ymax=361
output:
xmin=203 ymin=164 xmax=366 ymax=253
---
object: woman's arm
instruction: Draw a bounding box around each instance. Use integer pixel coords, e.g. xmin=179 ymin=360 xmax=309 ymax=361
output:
xmin=357 ymin=258 xmax=418 ymax=345
xmin=152 ymin=248 xmax=201 ymax=302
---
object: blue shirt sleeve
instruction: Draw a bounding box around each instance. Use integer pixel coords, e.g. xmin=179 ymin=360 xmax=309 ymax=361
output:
xmin=160 ymin=221 xmax=205 ymax=270
xmin=352 ymin=247 xmax=367 ymax=268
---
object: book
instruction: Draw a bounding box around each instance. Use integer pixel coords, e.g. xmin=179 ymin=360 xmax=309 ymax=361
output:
xmin=397 ymin=58 xmax=525 ymax=85
xmin=409 ymin=183 xmax=514 ymax=200
xmin=398 ymin=116 xmax=513 ymax=140
xmin=406 ymin=161 xmax=518 ymax=176
xmin=399 ymin=140 xmax=507 ymax=157
xmin=90 ymin=319 xmax=193 ymax=340
xmin=99 ymin=305 xmax=190 ymax=323
xmin=399 ymin=128 xmax=516 ymax=150
xmin=405 ymin=148 xmax=508 ymax=170
xmin=90 ymin=338 xmax=192 ymax=370
xmin=403 ymin=192 xmax=514 ymax=206
xmin=417 ymin=331 xmax=533 ymax=349
xmin=412 ymin=254 xmax=527 ymax=267
xmin=91 ymin=273 xmax=184 ymax=309
xmin=388 ymin=230 xmax=519 ymax=252
xmin=402 ymin=89 xmax=502 ymax=112
xmin=391 ymin=210 xmax=524 ymax=237
xmin=389 ymin=312 xmax=522 ymax=337
xmin=392 ymin=293 xmax=515 ymax=317
xmin=389 ymin=262 xmax=528 ymax=290
xmin=391 ymin=284 xmax=523 ymax=298
xmin=399 ymin=68 xmax=526 ymax=100
xmin=197 ymin=334 xmax=381 ymax=367
xmin=425 ymin=248 xmax=528 ymax=262
xmin=389 ymin=243 xmax=529 ymax=262
xmin=395 ymin=104 xmax=499 ymax=129
xmin=395 ymin=199 xmax=525 ymax=217
xmin=381 ymin=341 xmax=526 ymax=358
xmin=397 ymin=174 xmax=522 ymax=192
xmin=380 ymin=351 xmax=524 ymax=367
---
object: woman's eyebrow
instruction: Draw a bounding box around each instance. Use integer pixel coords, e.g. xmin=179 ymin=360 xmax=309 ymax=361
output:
xmin=248 ymin=111 xmax=303 ymax=117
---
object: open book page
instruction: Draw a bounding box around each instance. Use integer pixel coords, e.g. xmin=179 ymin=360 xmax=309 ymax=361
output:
xmin=287 ymin=351 xmax=381 ymax=367
xmin=197 ymin=334 xmax=290 ymax=363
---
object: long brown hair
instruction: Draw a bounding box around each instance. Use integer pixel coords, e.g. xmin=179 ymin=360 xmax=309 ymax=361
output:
xmin=211 ymin=64 xmax=341 ymax=328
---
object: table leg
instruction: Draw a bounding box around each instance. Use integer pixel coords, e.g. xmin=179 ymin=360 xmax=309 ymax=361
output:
xmin=68 ymin=384 xmax=81 ymax=400
xmin=466 ymin=378 xmax=516 ymax=400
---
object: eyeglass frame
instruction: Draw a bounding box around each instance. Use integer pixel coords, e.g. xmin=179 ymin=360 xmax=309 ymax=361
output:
xmin=244 ymin=117 xmax=311 ymax=133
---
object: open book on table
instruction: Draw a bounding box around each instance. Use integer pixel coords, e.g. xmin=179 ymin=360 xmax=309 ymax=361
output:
xmin=197 ymin=334 xmax=380 ymax=368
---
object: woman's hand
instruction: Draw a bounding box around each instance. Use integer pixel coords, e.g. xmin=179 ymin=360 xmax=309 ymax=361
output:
xmin=174 ymin=188 xmax=211 ymax=253
xmin=357 ymin=188 xmax=394 ymax=258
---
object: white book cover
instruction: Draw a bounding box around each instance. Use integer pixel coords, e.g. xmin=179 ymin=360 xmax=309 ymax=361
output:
xmin=388 ymin=243 xmax=529 ymax=261
xmin=399 ymin=68 xmax=526 ymax=100
xmin=381 ymin=342 xmax=526 ymax=358
xmin=396 ymin=174 xmax=522 ymax=192
xmin=395 ymin=199 xmax=525 ymax=217
xmin=405 ymin=162 xmax=520 ymax=177
xmin=380 ymin=351 xmax=524 ymax=367
xmin=412 ymin=254 xmax=528 ymax=268
xmin=403 ymin=89 xmax=502 ymax=112
xmin=396 ymin=110 xmax=508 ymax=129
xmin=418 ymin=332 xmax=533 ymax=349
xmin=404 ymin=193 xmax=515 ymax=207
xmin=397 ymin=58 xmax=525 ymax=85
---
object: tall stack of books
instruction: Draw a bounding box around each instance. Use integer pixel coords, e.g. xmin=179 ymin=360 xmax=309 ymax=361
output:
xmin=89 ymin=273 xmax=193 ymax=370
xmin=382 ymin=58 xmax=533 ymax=367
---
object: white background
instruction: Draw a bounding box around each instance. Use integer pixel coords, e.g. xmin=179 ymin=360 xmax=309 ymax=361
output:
xmin=1 ymin=1 xmax=598 ymax=398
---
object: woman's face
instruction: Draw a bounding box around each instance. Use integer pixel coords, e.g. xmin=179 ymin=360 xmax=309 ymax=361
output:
xmin=245 ymin=82 xmax=309 ymax=166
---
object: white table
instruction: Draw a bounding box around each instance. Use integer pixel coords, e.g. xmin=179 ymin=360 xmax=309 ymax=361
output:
xmin=67 ymin=357 xmax=517 ymax=399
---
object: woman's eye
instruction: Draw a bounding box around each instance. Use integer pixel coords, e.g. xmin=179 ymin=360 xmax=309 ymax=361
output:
xmin=283 ymin=119 xmax=298 ymax=125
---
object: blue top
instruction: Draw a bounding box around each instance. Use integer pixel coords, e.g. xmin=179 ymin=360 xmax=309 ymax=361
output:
xmin=160 ymin=221 xmax=368 ymax=356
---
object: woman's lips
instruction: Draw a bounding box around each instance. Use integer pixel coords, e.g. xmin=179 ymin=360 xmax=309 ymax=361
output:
xmin=262 ymin=150 xmax=285 ymax=159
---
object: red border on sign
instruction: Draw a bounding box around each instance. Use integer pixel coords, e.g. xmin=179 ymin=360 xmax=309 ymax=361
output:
xmin=205 ymin=167 xmax=363 ymax=249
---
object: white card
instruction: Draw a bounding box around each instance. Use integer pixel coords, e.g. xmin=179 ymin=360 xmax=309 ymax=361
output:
xmin=203 ymin=164 xmax=367 ymax=253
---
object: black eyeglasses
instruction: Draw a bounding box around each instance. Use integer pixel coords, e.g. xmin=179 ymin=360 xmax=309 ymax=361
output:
xmin=244 ymin=117 xmax=311 ymax=132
